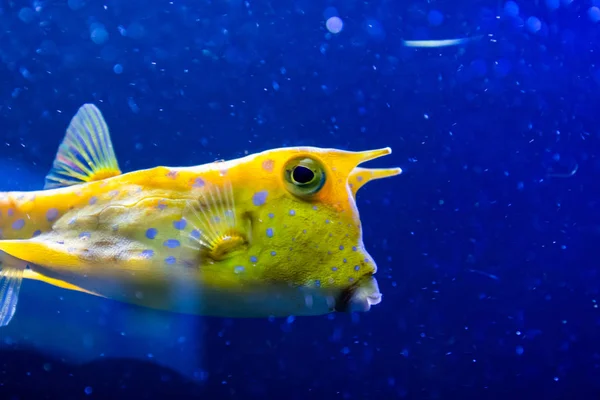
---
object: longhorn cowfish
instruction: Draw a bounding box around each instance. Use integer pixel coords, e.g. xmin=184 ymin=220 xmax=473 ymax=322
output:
xmin=0 ymin=104 xmax=401 ymax=326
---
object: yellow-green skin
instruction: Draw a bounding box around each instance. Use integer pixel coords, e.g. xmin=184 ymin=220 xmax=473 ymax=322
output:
xmin=0 ymin=132 xmax=399 ymax=319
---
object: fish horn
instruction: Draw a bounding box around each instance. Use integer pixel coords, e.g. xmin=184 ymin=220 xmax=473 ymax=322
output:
xmin=353 ymin=147 xmax=393 ymax=165
xmin=348 ymin=166 xmax=402 ymax=196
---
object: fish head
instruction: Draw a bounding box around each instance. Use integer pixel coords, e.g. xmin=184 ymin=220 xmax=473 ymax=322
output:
xmin=197 ymin=146 xmax=401 ymax=315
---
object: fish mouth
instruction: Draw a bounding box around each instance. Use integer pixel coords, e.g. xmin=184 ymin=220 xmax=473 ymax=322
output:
xmin=335 ymin=275 xmax=382 ymax=313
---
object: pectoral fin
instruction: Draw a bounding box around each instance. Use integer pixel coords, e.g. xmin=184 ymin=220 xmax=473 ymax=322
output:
xmin=181 ymin=178 xmax=250 ymax=262
xmin=0 ymin=251 xmax=27 ymax=327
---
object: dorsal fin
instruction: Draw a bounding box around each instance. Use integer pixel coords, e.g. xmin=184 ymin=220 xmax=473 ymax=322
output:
xmin=44 ymin=104 xmax=122 ymax=189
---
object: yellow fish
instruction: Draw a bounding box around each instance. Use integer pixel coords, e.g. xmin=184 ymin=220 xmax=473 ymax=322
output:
xmin=0 ymin=104 xmax=401 ymax=326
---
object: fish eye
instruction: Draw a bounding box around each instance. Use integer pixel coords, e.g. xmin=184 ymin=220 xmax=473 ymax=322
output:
xmin=292 ymin=165 xmax=314 ymax=184
xmin=284 ymin=157 xmax=326 ymax=196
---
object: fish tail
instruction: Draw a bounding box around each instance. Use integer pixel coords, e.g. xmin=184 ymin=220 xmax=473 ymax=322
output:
xmin=0 ymin=248 xmax=27 ymax=327
xmin=0 ymin=190 xmax=44 ymax=328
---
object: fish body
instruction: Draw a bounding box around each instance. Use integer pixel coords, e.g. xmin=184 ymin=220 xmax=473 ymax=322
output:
xmin=0 ymin=104 xmax=401 ymax=326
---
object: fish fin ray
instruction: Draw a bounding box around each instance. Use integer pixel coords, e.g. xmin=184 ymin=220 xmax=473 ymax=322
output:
xmin=22 ymin=269 xmax=102 ymax=297
xmin=0 ymin=251 xmax=27 ymax=327
xmin=181 ymin=178 xmax=246 ymax=262
xmin=44 ymin=103 xmax=121 ymax=189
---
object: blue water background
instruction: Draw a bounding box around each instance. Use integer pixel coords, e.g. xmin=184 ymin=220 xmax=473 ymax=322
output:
xmin=1 ymin=0 xmax=600 ymax=398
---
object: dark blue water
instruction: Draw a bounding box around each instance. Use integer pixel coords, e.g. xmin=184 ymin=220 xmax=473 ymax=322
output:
xmin=1 ymin=0 xmax=600 ymax=398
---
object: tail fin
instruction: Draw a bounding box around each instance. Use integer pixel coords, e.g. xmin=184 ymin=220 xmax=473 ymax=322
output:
xmin=0 ymin=250 xmax=27 ymax=326
xmin=0 ymin=192 xmax=48 ymax=328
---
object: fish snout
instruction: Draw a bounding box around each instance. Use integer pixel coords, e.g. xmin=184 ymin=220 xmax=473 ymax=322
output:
xmin=335 ymin=275 xmax=382 ymax=313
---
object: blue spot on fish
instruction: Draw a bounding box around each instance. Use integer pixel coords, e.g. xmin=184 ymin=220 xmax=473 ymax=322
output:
xmin=289 ymin=209 xmax=296 ymax=216
xmin=354 ymin=265 xmax=360 ymax=271
xmin=234 ymin=266 xmax=245 ymax=274
xmin=190 ymin=229 xmax=201 ymax=239
xmin=12 ymin=219 xmax=24 ymax=230
xmin=164 ymin=239 xmax=180 ymax=248
xmin=165 ymin=256 xmax=176 ymax=265
xmin=79 ymin=232 xmax=91 ymax=240
xmin=146 ymin=228 xmax=158 ymax=239
xmin=331 ymin=267 xmax=338 ymax=271
xmin=266 ymin=228 xmax=274 ymax=238
xmin=32 ymin=230 xmax=41 ymax=238
xmin=141 ymin=249 xmax=155 ymax=258
xmin=339 ymin=245 xmax=344 ymax=250
xmin=46 ymin=208 xmax=59 ymax=221
xmin=271 ymin=251 xmax=277 ymax=256
xmin=252 ymin=191 xmax=268 ymax=206
xmin=268 ymin=213 xmax=274 ymax=219
xmin=7 ymin=209 xmax=14 ymax=217
xmin=173 ymin=219 xmax=187 ymax=230
xmin=193 ymin=177 xmax=205 ymax=188
xmin=250 ymin=256 xmax=258 ymax=263
xmin=89 ymin=196 xmax=97 ymax=205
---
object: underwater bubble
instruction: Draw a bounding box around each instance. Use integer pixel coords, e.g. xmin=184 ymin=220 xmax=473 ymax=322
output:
xmin=18 ymin=8 xmax=35 ymax=23
xmin=504 ymin=1 xmax=519 ymax=16
xmin=113 ymin=64 xmax=123 ymax=74
xmin=546 ymin=0 xmax=560 ymax=10
xmin=127 ymin=22 xmax=145 ymax=39
xmin=84 ymin=386 xmax=93 ymax=395
xmin=90 ymin=24 xmax=108 ymax=45
xmin=38 ymin=40 xmax=57 ymax=55
xmin=589 ymin=6 xmax=600 ymax=22
xmin=516 ymin=345 xmax=524 ymax=355
xmin=526 ymin=16 xmax=542 ymax=33
xmin=326 ymin=17 xmax=343 ymax=34
xmin=427 ymin=10 xmax=444 ymax=26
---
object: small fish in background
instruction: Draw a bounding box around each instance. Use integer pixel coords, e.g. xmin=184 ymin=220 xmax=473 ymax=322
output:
xmin=0 ymin=103 xmax=402 ymax=328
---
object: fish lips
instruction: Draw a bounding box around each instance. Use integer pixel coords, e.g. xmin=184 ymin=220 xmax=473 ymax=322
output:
xmin=335 ymin=274 xmax=382 ymax=313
